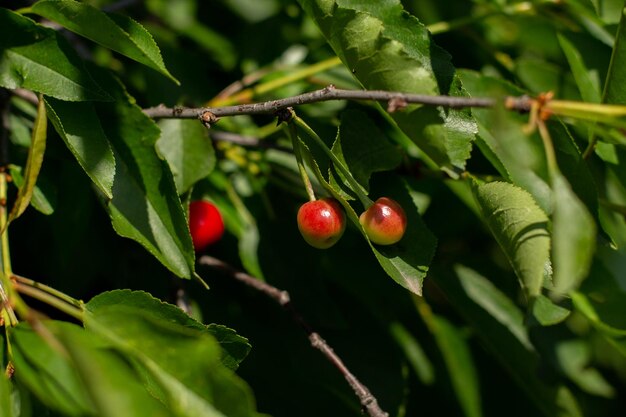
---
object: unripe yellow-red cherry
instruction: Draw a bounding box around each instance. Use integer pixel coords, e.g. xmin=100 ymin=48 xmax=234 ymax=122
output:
xmin=359 ymin=197 xmax=407 ymax=245
xmin=297 ymin=198 xmax=346 ymax=249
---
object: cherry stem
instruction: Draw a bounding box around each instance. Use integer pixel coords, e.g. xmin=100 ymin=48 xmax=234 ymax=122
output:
xmin=13 ymin=281 xmax=84 ymax=322
xmin=13 ymin=274 xmax=83 ymax=309
xmin=292 ymin=115 xmax=374 ymax=208
xmin=285 ymin=122 xmax=316 ymax=202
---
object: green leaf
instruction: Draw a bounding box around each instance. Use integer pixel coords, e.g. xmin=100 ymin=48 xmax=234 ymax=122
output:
xmin=571 ymin=262 xmax=626 ymax=337
xmin=9 ymin=164 xmax=56 ymax=215
xmin=298 ymin=0 xmax=477 ymax=172
xmin=557 ymin=32 xmax=603 ymax=103
xmin=10 ymin=324 xmax=97 ymax=416
xmin=53 ymin=323 xmax=172 ymax=417
xmin=145 ymin=0 xmax=237 ymax=70
xmin=88 ymin=68 xmax=195 ymax=279
xmin=430 ymin=315 xmax=482 ymax=417
xmin=330 ymin=109 xmax=402 ymax=199
xmin=555 ymin=339 xmax=615 ymax=398
xmin=531 ymin=294 xmax=571 ymax=326
xmin=30 ymin=0 xmax=179 ymax=84
xmin=8 ymin=96 xmax=46 ymax=224
xmin=439 ymin=266 xmax=583 ymax=417
xmin=471 ymin=181 xmax=550 ymax=296
xmin=389 ymin=322 xmax=434 ymax=385
xmin=551 ymin=173 xmax=596 ymax=294
xmin=85 ymin=292 xmax=262 ymax=417
xmin=459 ymin=70 xmax=553 ymax=213
xmin=86 ymin=290 xmax=251 ymax=368
xmin=45 ymin=98 xmax=116 ymax=199
xmin=156 ymin=119 xmax=215 ymax=194
xmin=603 ymin=5 xmax=626 ymax=105
xmin=0 ymin=9 xmax=110 ymax=101
xmin=455 ymin=265 xmax=532 ymax=350
xmin=300 ymin=131 xmax=436 ymax=294
xmin=0 ymin=339 xmax=13 ymax=417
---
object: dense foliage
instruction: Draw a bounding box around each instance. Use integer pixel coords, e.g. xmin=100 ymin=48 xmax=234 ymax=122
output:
xmin=1 ymin=0 xmax=626 ymax=416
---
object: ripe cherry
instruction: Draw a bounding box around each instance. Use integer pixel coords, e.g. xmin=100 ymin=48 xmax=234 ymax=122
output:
xmin=189 ymin=200 xmax=225 ymax=252
xmin=359 ymin=197 xmax=407 ymax=245
xmin=297 ymin=198 xmax=346 ymax=249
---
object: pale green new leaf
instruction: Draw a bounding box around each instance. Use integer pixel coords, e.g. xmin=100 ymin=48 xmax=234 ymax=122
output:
xmin=8 ymin=96 xmax=46 ymax=224
xmin=30 ymin=0 xmax=179 ymax=84
xmin=472 ymin=181 xmax=550 ymax=296
xmin=9 ymin=165 xmax=55 ymax=215
xmin=297 ymin=0 xmax=477 ymax=172
xmin=551 ymin=173 xmax=596 ymax=294
xmin=0 ymin=9 xmax=110 ymax=101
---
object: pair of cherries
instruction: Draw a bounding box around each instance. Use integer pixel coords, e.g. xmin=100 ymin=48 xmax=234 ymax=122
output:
xmin=297 ymin=197 xmax=407 ymax=249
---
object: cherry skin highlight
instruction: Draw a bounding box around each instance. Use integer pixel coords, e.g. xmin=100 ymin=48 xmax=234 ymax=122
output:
xmin=189 ymin=200 xmax=225 ymax=252
xmin=359 ymin=197 xmax=407 ymax=245
xmin=297 ymin=198 xmax=346 ymax=249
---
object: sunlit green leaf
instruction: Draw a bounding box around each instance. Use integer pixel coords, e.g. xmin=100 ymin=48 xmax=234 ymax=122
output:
xmin=30 ymin=0 xmax=179 ymax=84
xmin=86 ymin=68 xmax=195 ymax=279
xmin=9 ymin=95 xmax=46 ymax=224
xmin=86 ymin=290 xmax=251 ymax=368
xmin=298 ymin=0 xmax=477 ymax=172
xmin=0 ymin=9 xmax=110 ymax=101
xmin=85 ymin=291 xmax=262 ymax=417
xmin=156 ymin=119 xmax=216 ymax=194
xmin=471 ymin=181 xmax=550 ymax=296
xmin=531 ymin=294 xmax=571 ymax=326
xmin=551 ymin=173 xmax=596 ymax=294
xmin=10 ymin=324 xmax=97 ymax=416
xmin=45 ymin=98 xmax=116 ymax=199
xmin=9 ymin=164 xmax=56 ymax=215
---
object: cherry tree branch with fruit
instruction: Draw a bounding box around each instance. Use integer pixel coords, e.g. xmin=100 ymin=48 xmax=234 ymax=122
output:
xmin=2 ymin=1 xmax=626 ymax=417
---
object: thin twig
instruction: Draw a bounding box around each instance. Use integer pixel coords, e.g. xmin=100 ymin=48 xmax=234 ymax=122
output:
xmin=198 ymin=255 xmax=389 ymax=417
xmin=143 ymin=85 xmax=516 ymax=120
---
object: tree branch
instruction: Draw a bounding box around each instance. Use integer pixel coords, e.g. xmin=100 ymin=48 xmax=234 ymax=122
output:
xmin=143 ymin=85 xmax=530 ymax=120
xmin=198 ymin=255 xmax=389 ymax=417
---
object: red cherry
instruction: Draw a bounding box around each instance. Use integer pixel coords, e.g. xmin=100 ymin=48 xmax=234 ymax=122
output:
xmin=359 ymin=197 xmax=407 ymax=245
xmin=297 ymin=198 xmax=346 ymax=249
xmin=189 ymin=200 xmax=225 ymax=252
